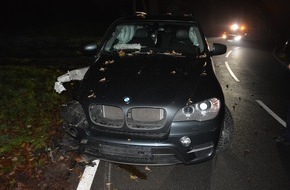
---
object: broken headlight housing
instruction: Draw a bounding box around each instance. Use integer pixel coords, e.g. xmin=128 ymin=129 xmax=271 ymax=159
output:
xmin=61 ymin=100 xmax=88 ymax=129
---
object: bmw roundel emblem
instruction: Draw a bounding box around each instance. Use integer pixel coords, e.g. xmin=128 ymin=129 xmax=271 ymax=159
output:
xmin=123 ymin=96 xmax=131 ymax=104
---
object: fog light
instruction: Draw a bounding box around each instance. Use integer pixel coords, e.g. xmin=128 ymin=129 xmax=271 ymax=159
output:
xmin=180 ymin=136 xmax=191 ymax=147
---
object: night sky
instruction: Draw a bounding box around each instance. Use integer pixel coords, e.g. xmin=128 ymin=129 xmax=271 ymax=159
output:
xmin=0 ymin=0 xmax=289 ymax=38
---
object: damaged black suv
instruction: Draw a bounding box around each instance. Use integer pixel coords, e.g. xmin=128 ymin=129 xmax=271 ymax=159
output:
xmin=59 ymin=14 xmax=233 ymax=165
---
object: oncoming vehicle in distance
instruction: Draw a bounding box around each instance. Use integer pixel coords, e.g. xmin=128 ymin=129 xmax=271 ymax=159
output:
xmin=57 ymin=14 xmax=234 ymax=165
xmin=222 ymin=23 xmax=247 ymax=41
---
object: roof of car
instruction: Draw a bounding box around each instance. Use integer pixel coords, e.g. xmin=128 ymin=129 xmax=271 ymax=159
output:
xmin=116 ymin=13 xmax=199 ymax=24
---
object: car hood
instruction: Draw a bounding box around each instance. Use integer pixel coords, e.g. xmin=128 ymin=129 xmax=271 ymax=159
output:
xmin=79 ymin=54 xmax=216 ymax=107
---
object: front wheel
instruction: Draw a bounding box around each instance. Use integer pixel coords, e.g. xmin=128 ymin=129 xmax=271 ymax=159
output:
xmin=216 ymin=106 xmax=234 ymax=152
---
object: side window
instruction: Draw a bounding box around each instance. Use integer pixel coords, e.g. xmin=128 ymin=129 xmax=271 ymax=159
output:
xmin=116 ymin=25 xmax=137 ymax=44
xmin=104 ymin=25 xmax=138 ymax=51
xmin=189 ymin=26 xmax=204 ymax=52
xmin=189 ymin=27 xmax=199 ymax=46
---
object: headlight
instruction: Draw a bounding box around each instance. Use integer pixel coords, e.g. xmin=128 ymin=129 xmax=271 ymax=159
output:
xmin=230 ymin=24 xmax=239 ymax=31
xmin=234 ymin=35 xmax=242 ymax=41
xmin=173 ymin=98 xmax=220 ymax=122
xmin=61 ymin=100 xmax=88 ymax=128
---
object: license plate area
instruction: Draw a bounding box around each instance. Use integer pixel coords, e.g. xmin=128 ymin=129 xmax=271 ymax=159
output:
xmin=99 ymin=144 xmax=152 ymax=158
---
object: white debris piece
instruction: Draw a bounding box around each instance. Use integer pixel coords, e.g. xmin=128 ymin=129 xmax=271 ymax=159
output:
xmin=54 ymin=81 xmax=67 ymax=94
xmin=54 ymin=67 xmax=89 ymax=94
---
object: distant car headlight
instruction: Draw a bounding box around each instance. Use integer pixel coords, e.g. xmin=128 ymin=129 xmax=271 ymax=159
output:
xmin=173 ymin=98 xmax=220 ymax=122
xmin=230 ymin=23 xmax=239 ymax=31
xmin=234 ymin=35 xmax=242 ymax=41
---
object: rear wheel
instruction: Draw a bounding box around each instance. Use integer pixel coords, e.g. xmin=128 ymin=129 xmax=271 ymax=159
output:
xmin=216 ymin=106 xmax=234 ymax=152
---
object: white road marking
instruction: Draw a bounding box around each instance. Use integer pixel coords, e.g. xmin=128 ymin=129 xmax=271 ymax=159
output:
xmin=226 ymin=51 xmax=232 ymax=58
xmin=225 ymin=61 xmax=240 ymax=82
xmin=106 ymin=162 xmax=112 ymax=189
xmin=211 ymin=58 xmax=216 ymax=74
xmin=256 ymin=100 xmax=286 ymax=128
xmin=77 ymin=159 xmax=100 ymax=190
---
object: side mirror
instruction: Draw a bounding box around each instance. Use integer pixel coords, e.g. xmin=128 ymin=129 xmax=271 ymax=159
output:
xmin=82 ymin=43 xmax=98 ymax=56
xmin=210 ymin=43 xmax=227 ymax=56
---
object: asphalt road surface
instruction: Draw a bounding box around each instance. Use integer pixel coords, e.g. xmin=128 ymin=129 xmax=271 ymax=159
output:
xmin=77 ymin=37 xmax=290 ymax=190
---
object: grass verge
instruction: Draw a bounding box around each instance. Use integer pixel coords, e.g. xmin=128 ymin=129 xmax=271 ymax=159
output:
xmin=0 ymin=65 xmax=68 ymax=187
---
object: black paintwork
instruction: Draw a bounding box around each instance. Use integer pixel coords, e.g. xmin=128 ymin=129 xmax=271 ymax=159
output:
xmin=79 ymin=54 xmax=223 ymax=106
xmin=64 ymin=14 xmax=228 ymax=165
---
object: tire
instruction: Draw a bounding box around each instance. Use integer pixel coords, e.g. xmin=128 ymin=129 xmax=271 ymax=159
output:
xmin=216 ymin=106 xmax=234 ymax=152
